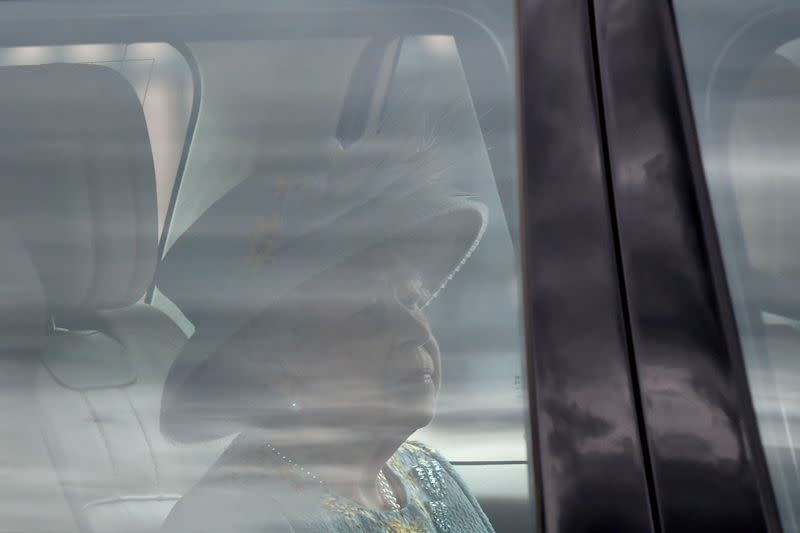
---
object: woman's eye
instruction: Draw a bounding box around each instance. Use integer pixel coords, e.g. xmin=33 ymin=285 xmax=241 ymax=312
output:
xmin=400 ymin=282 xmax=430 ymax=311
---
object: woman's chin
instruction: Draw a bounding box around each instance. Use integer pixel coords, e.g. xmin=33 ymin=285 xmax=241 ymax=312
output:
xmin=387 ymin=392 xmax=438 ymax=431
xmin=347 ymin=398 xmax=437 ymax=434
xmin=406 ymin=406 xmax=436 ymax=430
xmin=296 ymin=382 xmax=439 ymax=435
xmin=368 ymin=409 xmax=434 ymax=437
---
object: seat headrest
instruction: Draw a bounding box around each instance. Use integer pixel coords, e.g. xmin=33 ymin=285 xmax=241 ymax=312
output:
xmin=0 ymin=64 xmax=158 ymax=314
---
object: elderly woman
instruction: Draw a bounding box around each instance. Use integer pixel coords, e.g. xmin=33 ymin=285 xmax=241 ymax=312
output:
xmin=157 ymin=106 xmax=494 ymax=533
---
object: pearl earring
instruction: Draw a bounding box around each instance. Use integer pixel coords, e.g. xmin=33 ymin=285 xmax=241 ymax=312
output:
xmin=289 ymin=399 xmax=302 ymax=412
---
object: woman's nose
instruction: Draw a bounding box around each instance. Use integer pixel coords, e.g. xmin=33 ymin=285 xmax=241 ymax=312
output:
xmin=390 ymin=300 xmax=432 ymax=350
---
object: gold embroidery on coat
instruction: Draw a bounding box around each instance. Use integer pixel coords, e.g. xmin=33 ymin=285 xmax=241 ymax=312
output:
xmin=384 ymin=520 xmax=424 ymax=533
xmin=321 ymin=495 xmax=360 ymax=520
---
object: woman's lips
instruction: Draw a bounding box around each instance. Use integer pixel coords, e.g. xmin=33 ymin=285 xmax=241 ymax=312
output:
xmin=401 ymin=368 xmax=435 ymax=383
xmin=407 ymin=346 xmax=436 ymax=379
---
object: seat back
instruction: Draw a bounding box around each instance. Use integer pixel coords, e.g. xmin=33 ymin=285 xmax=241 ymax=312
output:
xmin=0 ymin=221 xmax=76 ymax=533
xmin=0 ymin=63 xmax=226 ymax=533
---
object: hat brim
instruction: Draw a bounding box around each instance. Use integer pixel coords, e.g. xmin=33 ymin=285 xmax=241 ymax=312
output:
xmin=159 ymin=189 xmax=487 ymax=442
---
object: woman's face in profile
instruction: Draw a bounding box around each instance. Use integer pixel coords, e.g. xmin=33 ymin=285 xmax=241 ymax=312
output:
xmin=265 ymin=244 xmax=441 ymax=431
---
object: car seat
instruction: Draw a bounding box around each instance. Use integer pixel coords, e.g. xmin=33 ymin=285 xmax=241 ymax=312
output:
xmin=0 ymin=63 xmax=227 ymax=533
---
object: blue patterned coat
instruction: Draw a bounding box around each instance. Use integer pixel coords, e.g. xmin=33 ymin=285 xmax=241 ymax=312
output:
xmin=162 ymin=437 xmax=495 ymax=533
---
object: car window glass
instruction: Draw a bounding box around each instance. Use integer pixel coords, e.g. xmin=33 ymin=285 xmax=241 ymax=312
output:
xmin=0 ymin=3 xmax=532 ymax=533
xmin=675 ymin=3 xmax=800 ymax=530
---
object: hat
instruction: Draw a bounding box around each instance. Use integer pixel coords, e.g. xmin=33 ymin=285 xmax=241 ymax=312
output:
xmin=158 ymin=102 xmax=489 ymax=442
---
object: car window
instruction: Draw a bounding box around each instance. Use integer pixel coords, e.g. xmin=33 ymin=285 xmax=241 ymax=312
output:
xmin=674 ymin=3 xmax=800 ymax=530
xmin=0 ymin=2 xmax=531 ymax=533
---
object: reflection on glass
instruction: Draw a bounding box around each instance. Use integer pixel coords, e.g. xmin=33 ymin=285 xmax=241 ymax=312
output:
xmin=675 ymin=4 xmax=800 ymax=531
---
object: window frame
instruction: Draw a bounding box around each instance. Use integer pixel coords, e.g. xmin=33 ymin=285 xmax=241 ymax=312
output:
xmin=517 ymin=1 xmax=655 ymax=532
xmin=590 ymin=0 xmax=783 ymax=531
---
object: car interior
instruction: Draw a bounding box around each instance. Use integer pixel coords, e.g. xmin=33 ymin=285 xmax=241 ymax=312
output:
xmin=0 ymin=9 xmax=531 ymax=533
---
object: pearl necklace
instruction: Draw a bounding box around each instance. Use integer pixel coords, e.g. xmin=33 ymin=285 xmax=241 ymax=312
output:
xmin=265 ymin=443 xmax=401 ymax=512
